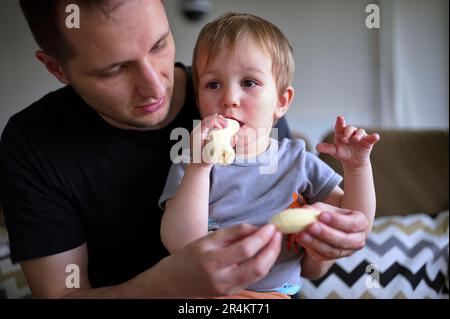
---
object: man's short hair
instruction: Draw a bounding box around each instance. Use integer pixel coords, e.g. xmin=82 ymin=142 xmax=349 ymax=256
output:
xmin=19 ymin=0 xmax=119 ymax=62
xmin=192 ymin=12 xmax=295 ymax=95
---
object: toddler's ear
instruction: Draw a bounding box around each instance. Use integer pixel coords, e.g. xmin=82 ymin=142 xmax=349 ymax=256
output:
xmin=275 ymin=86 xmax=295 ymax=119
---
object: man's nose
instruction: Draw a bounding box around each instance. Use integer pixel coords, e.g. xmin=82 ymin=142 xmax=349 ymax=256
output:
xmin=135 ymin=60 xmax=165 ymax=98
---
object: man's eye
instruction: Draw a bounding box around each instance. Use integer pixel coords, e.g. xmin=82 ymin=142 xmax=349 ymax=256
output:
xmin=103 ymin=64 xmax=126 ymax=76
xmin=242 ymin=79 xmax=257 ymax=87
xmin=207 ymin=81 xmax=221 ymax=89
xmin=153 ymin=40 xmax=167 ymax=52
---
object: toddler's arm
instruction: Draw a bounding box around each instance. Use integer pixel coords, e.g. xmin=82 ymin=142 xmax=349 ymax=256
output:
xmin=161 ymin=163 xmax=212 ymax=253
xmin=300 ymin=117 xmax=379 ymax=278
xmin=161 ymin=115 xmax=230 ymax=253
xmin=318 ymin=116 xmax=380 ymax=228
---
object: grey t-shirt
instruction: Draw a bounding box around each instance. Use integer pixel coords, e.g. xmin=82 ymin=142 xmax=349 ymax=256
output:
xmin=159 ymin=138 xmax=342 ymax=295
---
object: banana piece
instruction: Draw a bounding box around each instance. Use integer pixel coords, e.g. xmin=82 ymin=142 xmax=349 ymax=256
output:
xmin=270 ymin=208 xmax=321 ymax=234
xmin=204 ymin=119 xmax=240 ymax=165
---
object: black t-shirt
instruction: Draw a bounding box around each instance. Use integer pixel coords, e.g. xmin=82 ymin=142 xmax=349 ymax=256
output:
xmin=0 ymin=64 xmax=292 ymax=288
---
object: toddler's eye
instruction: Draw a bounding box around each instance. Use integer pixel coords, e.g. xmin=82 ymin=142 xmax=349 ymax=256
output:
xmin=242 ymin=79 xmax=257 ymax=87
xmin=207 ymin=81 xmax=221 ymax=90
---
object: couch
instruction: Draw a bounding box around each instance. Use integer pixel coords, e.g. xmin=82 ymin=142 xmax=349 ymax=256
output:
xmin=299 ymin=129 xmax=449 ymax=299
xmin=0 ymin=206 xmax=31 ymax=299
xmin=0 ymin=129 xmax=448 ymax=299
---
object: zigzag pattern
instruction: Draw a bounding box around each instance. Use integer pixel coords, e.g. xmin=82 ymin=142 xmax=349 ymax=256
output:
xmin=0 ymin=256 xmax=31 ymax=299
xmin=368 ymin=226 xmax=448 ymax=244
xmin=366 ymin=238 xmax=449 ymax=262
xmin=381 ymin=262 xmax=446 ymax=292
xmin=310 ymin=261 xmax=447 ymax=294
xmin=301 ymin=275 xmax=448 ymax=299
xmin=337 ymin=246 xmax=448 ymax=277
xmin=300 ymin=211 xmax=449 ymax=299
xmin=372 ymin=215 xmax=449 ymax=235
xmin=0 ymin=227 xmax=31 ymax=299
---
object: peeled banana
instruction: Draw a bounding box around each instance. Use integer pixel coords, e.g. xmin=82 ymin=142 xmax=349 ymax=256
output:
xmin=204 ymin=118 xmax=240 ymax=165
xmin=270 ymin=208 xmax=321 ymax=234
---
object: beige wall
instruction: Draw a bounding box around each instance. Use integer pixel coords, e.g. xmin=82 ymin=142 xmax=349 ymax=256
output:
xmin=1 ymin=0 xmax=448 ymax=148
xmin=0 ymin=1 xmax=63 ymax=134
xmin=167 ymin=0 xmax=380 ymax=146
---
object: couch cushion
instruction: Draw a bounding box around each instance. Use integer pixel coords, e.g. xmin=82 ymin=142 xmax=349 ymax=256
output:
xmin=0 ymin=226 xmax=31 ymax=299
xmin=300 ymin=211 xmax=449 ymax=299
xmin=319 ymin=129 xmax=449 ymax=217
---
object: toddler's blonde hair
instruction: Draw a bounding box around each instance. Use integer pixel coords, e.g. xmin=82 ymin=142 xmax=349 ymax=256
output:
xmin=192 ymin=12 xmax=295 ymax=96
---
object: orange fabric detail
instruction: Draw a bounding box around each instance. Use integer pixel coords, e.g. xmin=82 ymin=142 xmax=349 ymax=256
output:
xmin=288 ymin=192 xmax=306 ymax=208
xmin=286 ymin=192 xmax=307 ymax=252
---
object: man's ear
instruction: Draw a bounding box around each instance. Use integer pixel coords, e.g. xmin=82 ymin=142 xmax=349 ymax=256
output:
xmin=275 ymin=86 xmax=295 ymax=119
xmin=35 ymin=51 xmax=70 ymax=84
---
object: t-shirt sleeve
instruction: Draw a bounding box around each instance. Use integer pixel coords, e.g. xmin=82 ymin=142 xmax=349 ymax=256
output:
xmin=158 ymin=162 xmax=188 ymax=210
xmin=0 ymin=118 xmax=85 ymax=263
xmin=300 ymin=151 xmax=343 ymax=203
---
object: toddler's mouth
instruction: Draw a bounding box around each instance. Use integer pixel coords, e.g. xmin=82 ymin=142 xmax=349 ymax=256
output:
xmin=225 ymin=116 xmax=244 ymax=127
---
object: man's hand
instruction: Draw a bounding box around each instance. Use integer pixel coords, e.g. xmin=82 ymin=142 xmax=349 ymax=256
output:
xmin=317 ymin=116 xmax=380 ymax=169
xmin=160 ymin=223 xmax=282 ymax=297
xmin=294 ymin=202 xmax=370 ymax=261
xmin=21 ymin=224 xmax=281 ymax=299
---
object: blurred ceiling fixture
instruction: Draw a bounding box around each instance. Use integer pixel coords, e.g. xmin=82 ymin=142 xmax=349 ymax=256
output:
xmin=180 ymin=0 xmax=212 ymax=22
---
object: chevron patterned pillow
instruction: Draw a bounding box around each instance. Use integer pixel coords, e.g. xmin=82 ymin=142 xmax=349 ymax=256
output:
xmin=300 ymin=211 xmax=449 ymax=299
xmin=0 ymin=227 xmax=31 ymax=299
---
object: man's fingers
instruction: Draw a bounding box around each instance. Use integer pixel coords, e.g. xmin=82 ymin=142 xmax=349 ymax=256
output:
xmin=304 ymin=246 xmax=329 ymax=261
xmin=297 ymin=202 xmax=370 ymax=260
xmin=306 ymin=202 xmax=350 ymax=215
xmin=318 ymin=209 xmax=369 ymax=234
xmin=198 ymin=225 xmax=281 ymax=296
xmin=224 ymin=231 xmax=282 ymax=286
xmin=213 ymin=224 xmax=278 ymax=268
xmin=206 ymin=223 xmax=260 ymax=248
xmin=303 ymin=221 xmax=367 ymax=251
xmin=298 ymin=233 xmax=354 ymax=259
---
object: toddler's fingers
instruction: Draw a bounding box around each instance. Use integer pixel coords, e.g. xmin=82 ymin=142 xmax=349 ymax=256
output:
xmin=216 ymin=116 xmax=229 ymax=129
xmin=202 ymin=115 xmax=226 ymax=132
xmin=211 ymin=116 xmax=225 ymax=130
xmin=341 ymin=125 xmax=357 ymax=143
xmin=360 ymin=133 xmax=380 ymax=148
xmin=335 ymin=116 xmax=346 ymax=134
xmin=350 ymin=128 xmax=366 ymax=143
xmin=231 ymin=135 xmax=239 ymax=148
xmin=316 ymin=143 xmax=337 ymax=156
xmin=202 ymin=115 xmax=218 ymax=129
xmin=199 ymin=118 xmax=216 ymax=141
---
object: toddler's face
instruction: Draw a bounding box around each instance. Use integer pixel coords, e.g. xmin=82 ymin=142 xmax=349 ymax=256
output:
xmin=196 ymin=38 xmax=286 ymax=147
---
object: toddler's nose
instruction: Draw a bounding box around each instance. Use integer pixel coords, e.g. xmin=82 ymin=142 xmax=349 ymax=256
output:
xmin=221 ymin=88 xmax=239 ymax=109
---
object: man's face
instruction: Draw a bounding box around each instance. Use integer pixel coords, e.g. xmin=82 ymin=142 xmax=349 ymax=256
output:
xmin=61 ymin=0 xmax=175 ymax=130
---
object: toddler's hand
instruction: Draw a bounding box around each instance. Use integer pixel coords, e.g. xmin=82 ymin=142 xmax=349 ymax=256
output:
xmin=316 ymin=116 xmax=380 ymax=168
xmin=191 ymin=114 xmax=229 ymax=165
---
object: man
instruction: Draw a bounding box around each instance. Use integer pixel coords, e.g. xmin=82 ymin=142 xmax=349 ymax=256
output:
xmin=0 ymin=0 xmax=370 ymax=298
